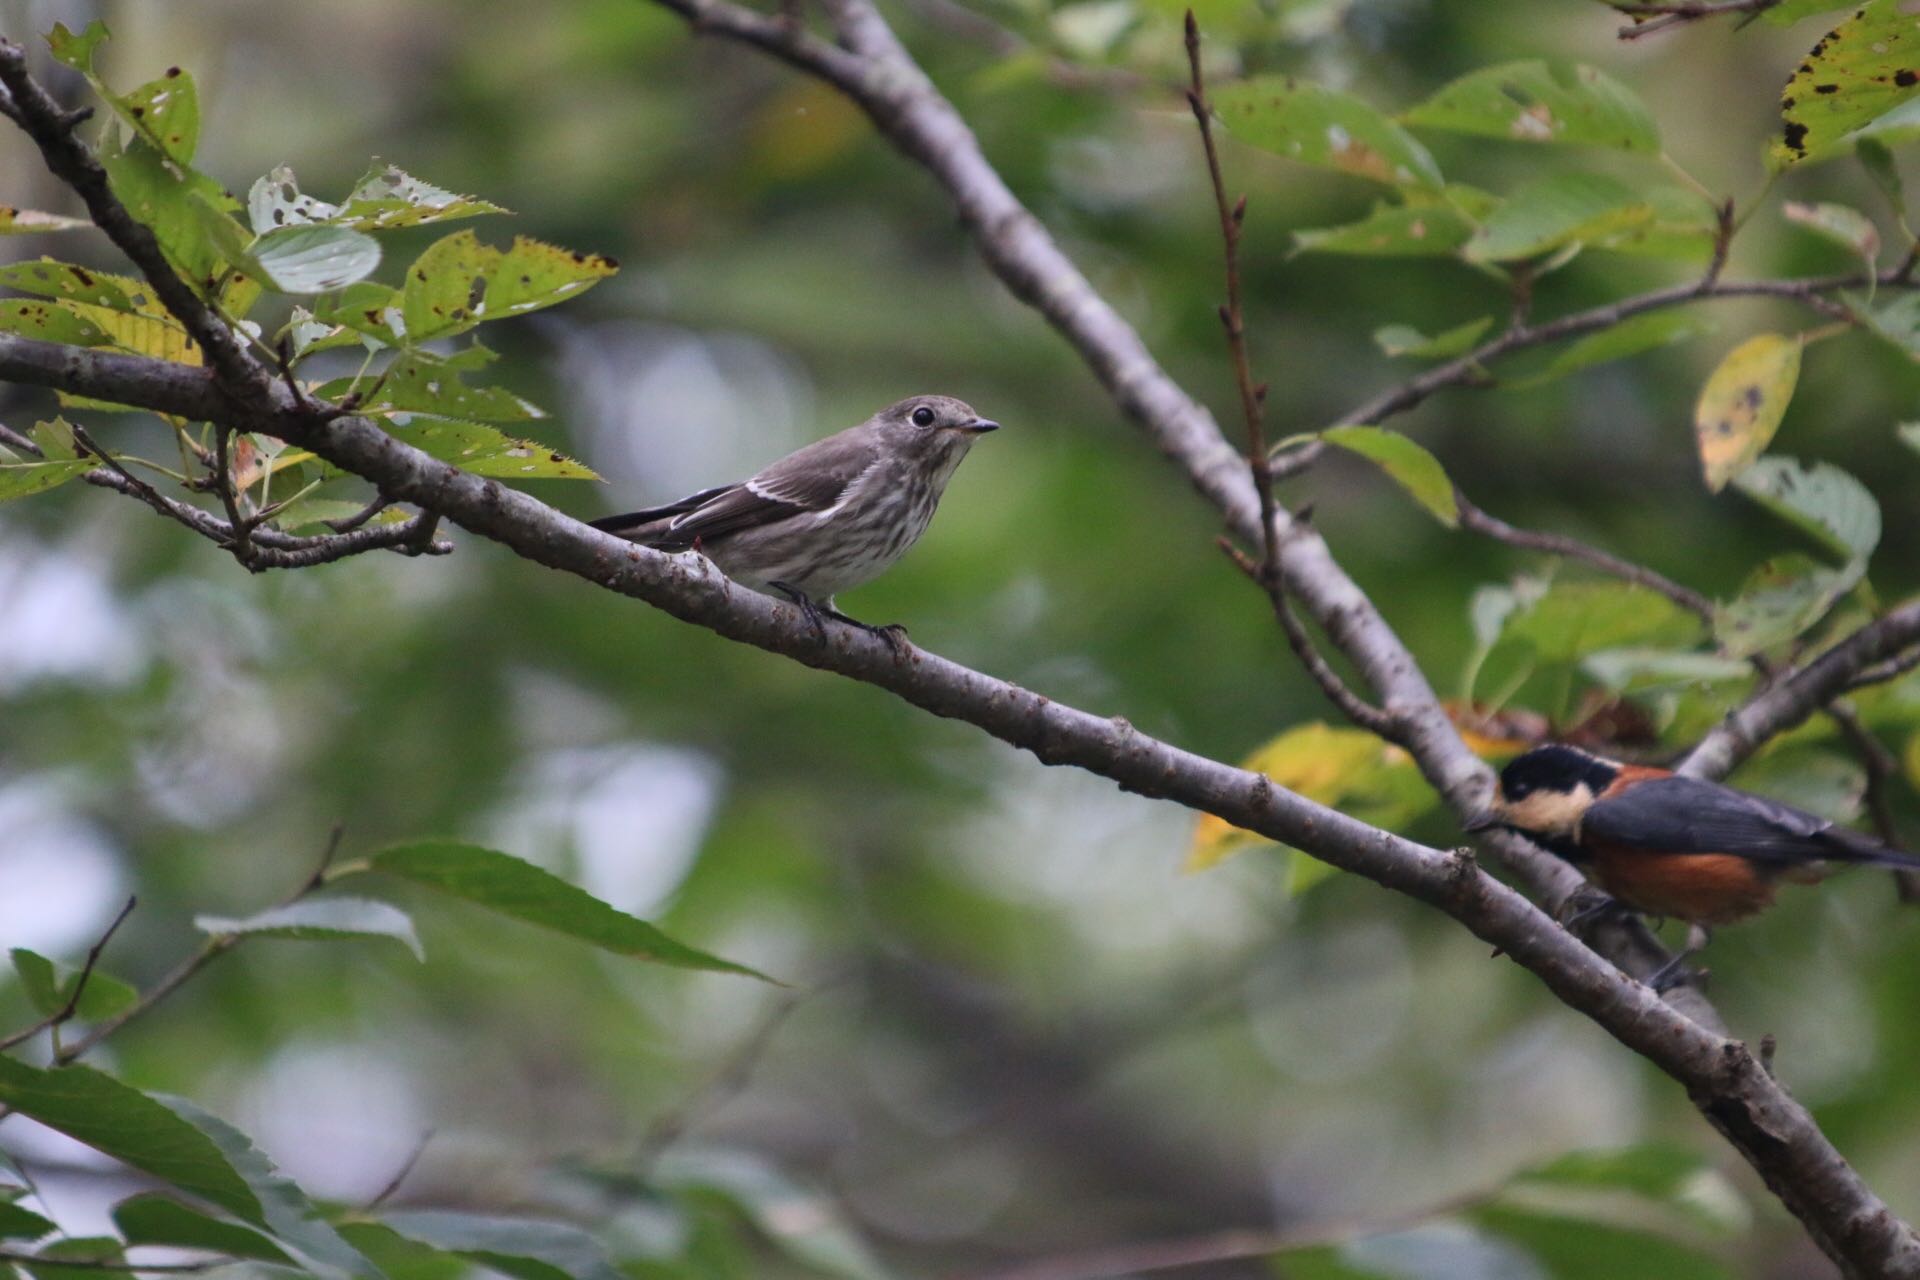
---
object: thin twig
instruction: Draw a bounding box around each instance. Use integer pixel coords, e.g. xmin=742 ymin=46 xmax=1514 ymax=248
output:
xmin=364 ymin=1129 xmax=434 ymax=1210
xmin=1455 ymin=492 xmax=1714 ymax=620
xmin=0 ymin=896 xmax=136 ymax=1053
xmin=1613 ymin=0 xmax=1781 ymax=40
xmin=637 ymin=983 xmax=814 ymax=1165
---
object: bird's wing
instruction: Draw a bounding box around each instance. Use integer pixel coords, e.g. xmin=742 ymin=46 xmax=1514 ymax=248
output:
xmin=590 ymin=483 xmax=738 ymax=537
xmin=649 ymin=427 xmax=883 ymax=549
xmin=1583 ymin=774 xmax=1920 ymax=868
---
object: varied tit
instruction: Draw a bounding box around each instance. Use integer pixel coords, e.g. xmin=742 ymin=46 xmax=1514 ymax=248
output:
xmin=1465 ymin=744 xmax=1920 ymax=987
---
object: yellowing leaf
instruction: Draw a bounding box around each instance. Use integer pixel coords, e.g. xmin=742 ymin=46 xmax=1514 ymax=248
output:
xmin=1693 ymin=333 xmax=1801 ymax=492
xmin=1187 ymin=723 xmax=1433 ymax=874
xmin=0 ymin=207 xmax=89 ymax=234
xmin=1773 ymin=0 xmax=1920 ymax=168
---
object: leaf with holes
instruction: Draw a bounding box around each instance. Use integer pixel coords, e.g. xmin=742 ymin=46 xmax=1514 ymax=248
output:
xmin=0 ymin=261 xmax=145 ymax=311
xmin=355 ymin=841 xmax=768 ymax=977
xmin=45 ymin=21 xmax=108 ymax=71
xmin=1322 ymin=425 xmax=1458 ymax=526
xmin=401 ymin=230 xmax=500 ymax=342
xmin=246 ymin=166 xmax=341 ymax=235
xmin=361 ymin=352 xmax=544 ymax=421
xmin=1403 ymin=60 xmax=1660 ymax=152
xmin=1773 ymin=0 xmax=1920 ymax=168
xmin=482 ymin=238 xmax=619 ymax=320
xmin=0 ymin=300 xmax=111 ymax=347
xmin=1465 ymin=173 xmax=1654 ymax=262
xmin=1717 ymin=554 xmax=1863 ymax=657
xmin=194 ymin=898 xmax=424 ymax=961
xmin=339 ymin=164 xmax=509 ymax=230
xmin=1693 ymin=333 xmax=1801 ymax=491
xmin=377 ymin=418 xmax=598 ymax=481
xmin=1213 ymin=77 xmax=1443 ymax=189
xmin=0 ymin=459 xmax=95 ymax=502
xmin=116 ymin=68 xmax=200 ymax=166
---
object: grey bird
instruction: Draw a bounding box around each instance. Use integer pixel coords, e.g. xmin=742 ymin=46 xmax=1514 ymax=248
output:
xmin=591 ymin=395 xmax=1000 ymax=643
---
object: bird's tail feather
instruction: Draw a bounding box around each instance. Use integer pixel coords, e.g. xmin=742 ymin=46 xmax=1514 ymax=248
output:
xmin=589 ymin=482 xmax=737 ymax=540
xmin=1817 ymin=824 xmax=1920 ymax=869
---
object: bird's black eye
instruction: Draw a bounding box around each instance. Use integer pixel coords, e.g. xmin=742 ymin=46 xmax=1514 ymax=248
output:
xmin=911 ymin=406 xmax=936 ymax=427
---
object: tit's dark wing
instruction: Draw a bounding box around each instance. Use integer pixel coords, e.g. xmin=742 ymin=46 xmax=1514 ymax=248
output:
xmin=592 ymin=426 xmax=882 ymax=550
xmin=1584 ymin=774 xmax=1920 ymax=868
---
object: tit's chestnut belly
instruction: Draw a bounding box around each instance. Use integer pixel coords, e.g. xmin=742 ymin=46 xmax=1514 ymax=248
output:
xmin=1586 ymin=843 xmax=1778 ymax=926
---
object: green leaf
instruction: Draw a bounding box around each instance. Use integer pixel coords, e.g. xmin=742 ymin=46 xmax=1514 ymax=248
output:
xmin=1527 ymin=312 xmax=1712 ymax=383
xmin=1693 ymin=333 xmax=1802 ymax=492
xmin=157 ymin=1096 xmax=383 ymax=1280
xmin=8 ymin=948 xmax=138 ymax=1022
xmin=113 ymin=1194 xmax=293 ymax=1263
xmin=1213 ymin=77 xmax=1443 ymax=189
xmin=0 ymin=208 xmax=90 ymax=234
xmin=0 ymin=1202 xmax=54 ymax=1242
xmin=357 ymin=352 xmax=544 ymax=421
xmin=318 ymin=282 xmax=405 ymax=345
xmin=1783 ymin=200 xmax=1880 ymax=269
xmin=1321 ymin=425 xmax=1458 ymax=526
xmin=1763 ymin=0 xmax=1862 ymax=22
xmin=1403 ymin=60 xmax=1660 ymax=152
xmin=1732 ymin=456 xmax=1881 ymax=562
xmin=1293 ymin=201 xmax=1479 ymax=257
xmin=118 ymin=69 xmax=200 ymax=166
xmin=338 ymin=164 xmax=509 ymax=231
xmin=1717 ymin=553 xmax=1863 ymax=657
xmin=99 ymin=134 xmax=230 ymax=291
xmin=1502 ymin=582 xmax=1703 ymax=665
xmin=1858 ymin=138 xmax=1907 ymax=219
xmin=383 ymin=417 xmax=599 ymax=480
xmin=1465 ymin=173 xmax=1654 ymax=262
xmin=361 ymin=841 xmax=771 ymax=978
xmin=1733 ymin=749 xmax=1866 ymax=824
xmin=247 ymin=225 xmax=382 ymax=294
xmin=1900 ymin=421 xmax=1920 ymax=453
xmin=1372 ymin=316 xmax=1492 ymax=358
xmin=30 ymin=419 xmax=78 ymax=461
xmin=0 ymin=300 xmax=111 ymax=346
xmin=480 ymin=237 xmax=620 ymax=319
xmin=1859 ymin=291 xmax=1920 ymax=359
xmin=1583 ymin=648 xmax=1754 ymax=693
xmin=193 ymin=898 xmax=424 ymax=961
xmin=19 ymin=1237 xmax=124 ymax=1280
xmin=45 ymin=21 xmax=108 ymax=72
xmin=0 ymin=1060 xmax=260 ymax=1222
xmin=0 ymin=260 xmax=143 ymax=311
xmin=1773 ymin=0 xmax=1920 ymax=168
xmin=378 ymin=1212 xmax=623 ymax=1280
xmin=0 ymin=460 xmax=95 ymax=502
xmin=401 ymin=230 xmax=500 ymax=343
xmin=656 ymin=1150 xmax=893 ymax=1280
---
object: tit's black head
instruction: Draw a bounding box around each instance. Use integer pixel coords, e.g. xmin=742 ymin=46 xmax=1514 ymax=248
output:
xmin=1497 ymin=745 xmax=1620 ymax=802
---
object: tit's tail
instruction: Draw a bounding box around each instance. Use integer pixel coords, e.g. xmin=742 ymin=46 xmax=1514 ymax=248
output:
xmin=588 ymin=482 xmax=736 ymax=546
xmin=1815 ymin=824 xmax=1920 ymax=870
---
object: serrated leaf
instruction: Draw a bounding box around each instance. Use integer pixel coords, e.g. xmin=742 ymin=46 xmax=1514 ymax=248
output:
xmin=318 ymin=282 xmax=406 ymax=345
xmin=356 ymin=352 xmax=544 ymax=421
xmin=378 ymin=1212 xmax=622 ymax=1280
xmin=481 ymin=238 xmax=619 ymax=320
xmin=0 ymin=208 xmax=89 ymax=234
xmin=1529 ymin=312 xmax=1712 ymax=383
xmin=1733 ymin=456 xmax=1881 ymax=561
xmin=99 ymin=134 xmax=230 ymax=291
xmin=359 ymin=842 xmax=769 ymax=978
xmin=194 ymin=897 xmax=424 ymax=961
xmin=1783 ymin=200 xmax=1880 ymax=269
xmin=383 ymin=417 xmax=598 ymax=480
xmin=1693 ymin=333 xmax=1801 ymax=492
xmin=1213 ymin=77 xmax=1443 ymax=189
xmin=1322 ymin=425 xmax=1458 ymax=526
xmin=1403 ymin=60 xmax=1660 ymax=152
xmin=0 ymin=260 xmax=143 ymax=310
xmin=0 ymin=460 xmax=94 ymax=501
xmin=401 ymin=230 xmax=499 ymax=342
xmin=1188 ymin=723 xmax=1435 ymax=874
xmin=0 ymin=1060 xmax=261 ymax=1222
xmin=8 ymin=948 xmax=138 ymax=1022
xmin=1294 ymin=201 xmax=1479 ymax=257
xmin=157 ymin=1097 xmax=383 ymax=1280
xmin=1372 ymin=316 xmax=1492 ymax=358
xmin=1773 ymin=0 xmax=1920 ymax=168
xmin=0 ymin=300 xmax=111 ymax=346
xmin=1716 ymin=554 xmax=1862 ymax=657
xmin=45 ymin=21 xmax=108 ymax=72
xmin=339 ymin=165 xmax=509 ymax=231
xmin=118 ymin=69 xmax=200 ymax=166
xmin=1465 ymin=173 xmax=1654 ymax=262
xmin=113 ymin=1194 xmax=293 ymax=1263
xmin=249 ymin=225 xmax=382 ymax=294
xmin=246 ymin=166 xmax=341 ymax=235
xmin=63 ymin=301 xmax=199 ymax=365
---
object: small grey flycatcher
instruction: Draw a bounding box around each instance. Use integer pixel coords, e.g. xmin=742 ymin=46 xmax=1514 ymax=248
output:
xmin=590 ymin=395 xmax=1000 ymax=642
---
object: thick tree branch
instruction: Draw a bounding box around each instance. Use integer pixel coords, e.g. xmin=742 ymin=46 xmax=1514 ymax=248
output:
xmin=1682 ymin=601 xmax=1920 ymax=781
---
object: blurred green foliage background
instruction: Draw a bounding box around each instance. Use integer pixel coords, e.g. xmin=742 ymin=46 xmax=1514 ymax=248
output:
xmin=5 ymin=0 xmax=1920 ymax=1276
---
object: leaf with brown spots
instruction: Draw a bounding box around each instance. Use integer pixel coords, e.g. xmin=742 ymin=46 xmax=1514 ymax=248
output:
xmin=0 ymin=208 xmax=90 ymax=234
xmin=1771 ymin=0 xmax=1920 ymax=169
xmin=1693 ymin=333 xmax=1802 ymax=492
xmin=1213 ymin=77 xmax=1443 ymax=190
xmin=116 ymin=69 xmax=201 ymax=166
xmin=1402 ymin=60 xmax=1659 ymax=154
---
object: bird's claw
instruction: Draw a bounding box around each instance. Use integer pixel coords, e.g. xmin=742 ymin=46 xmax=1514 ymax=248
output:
xmin=1558 ymin=888 xmax=1629 ymax=934
xmin=830 ymin=610 xmax=911 ymax=659
xmin=771 ymin=581 xmax=830 ymax=640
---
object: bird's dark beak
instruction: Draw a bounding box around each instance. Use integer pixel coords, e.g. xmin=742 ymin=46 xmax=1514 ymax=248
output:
xmin=958 ymin=418 xmax=1000 ymax=434
xmin=1463 ymin=810 xmax=1499 ymax=834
